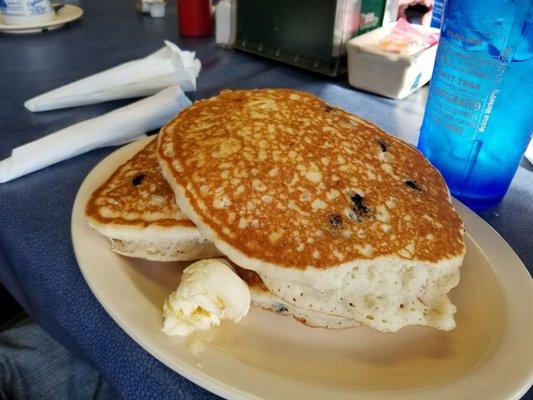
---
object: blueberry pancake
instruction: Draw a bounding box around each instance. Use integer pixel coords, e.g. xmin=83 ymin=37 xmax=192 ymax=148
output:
xmin=86 ymin=138 xmax=220 ymax=261
xmin=234 ymin=265 xmax=359 ymax=329
xmin=158 ymin=88 xmax=466 ymax=333
xmin=86 ymin=137 xmax=355 ymax=328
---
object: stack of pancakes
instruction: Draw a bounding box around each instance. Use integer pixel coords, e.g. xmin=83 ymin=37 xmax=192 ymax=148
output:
xmin=87 ymin=89 xmax=465 ymax=332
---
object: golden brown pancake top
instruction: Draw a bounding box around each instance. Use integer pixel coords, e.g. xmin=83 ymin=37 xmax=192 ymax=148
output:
xmin=86 ymin=138 xmax=194 ymax=228
xmin=158 ymin=89 xmax=465 ymax=269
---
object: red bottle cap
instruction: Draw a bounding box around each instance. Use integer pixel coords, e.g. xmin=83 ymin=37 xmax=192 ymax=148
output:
xmin=178 ymin=0 xmax=212 ymax=37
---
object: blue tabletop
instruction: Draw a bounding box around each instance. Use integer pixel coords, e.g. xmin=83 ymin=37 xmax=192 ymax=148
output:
xmin=0 ymin=1 xmax=531 ymax=399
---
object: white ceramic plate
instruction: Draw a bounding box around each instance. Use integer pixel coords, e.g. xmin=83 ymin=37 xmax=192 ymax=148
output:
xmin=72 ymin=138 xmax=533 ymax=400
xmin=0 ymin=4 xmax=83 ymax=34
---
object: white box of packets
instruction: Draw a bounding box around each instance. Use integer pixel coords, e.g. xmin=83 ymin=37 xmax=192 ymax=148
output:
xmin=346 ymin=21 xmax=440 ymax=99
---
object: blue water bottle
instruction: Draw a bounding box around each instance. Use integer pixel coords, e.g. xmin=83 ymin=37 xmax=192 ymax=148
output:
xmin=418 ymin=0 xmax=533 ymax=210
xmin=430 ymin=0 xmax=445 ymax=28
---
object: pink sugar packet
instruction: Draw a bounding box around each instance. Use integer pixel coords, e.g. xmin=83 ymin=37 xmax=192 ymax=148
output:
xmin=375 ymin=19 xmax=439 ymax=56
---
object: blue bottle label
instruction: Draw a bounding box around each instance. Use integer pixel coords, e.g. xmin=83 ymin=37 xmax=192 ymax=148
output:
xmin=425 ymin=20 xmax=506 ymax=139
xmin=430 ymin=0 xmax=445 ymax=28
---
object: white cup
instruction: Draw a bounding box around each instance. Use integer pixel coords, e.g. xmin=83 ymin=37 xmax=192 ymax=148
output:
xmin=0 ymin=0 xmax=55 ymax=25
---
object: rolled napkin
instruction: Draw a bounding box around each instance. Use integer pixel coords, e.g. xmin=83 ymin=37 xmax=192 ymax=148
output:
xmin=526 ymin=140 xmax=533 ymax=165
xmin=25 ymin=41 xmax=201 ymax=112
xmin=0 ymin=85 xmax=191 ymax=183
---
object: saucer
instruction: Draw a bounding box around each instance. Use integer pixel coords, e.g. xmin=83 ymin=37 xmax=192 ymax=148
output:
xmin=0 ymin=4 xmax=83 ymax=34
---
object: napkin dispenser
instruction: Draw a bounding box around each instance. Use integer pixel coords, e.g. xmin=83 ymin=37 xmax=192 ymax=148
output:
xmin=217 ymin=0 xmax=362 ymax=76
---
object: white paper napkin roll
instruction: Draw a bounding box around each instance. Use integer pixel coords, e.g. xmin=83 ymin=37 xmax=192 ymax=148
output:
xmin=24 ymin=41 xmax=201 ymax=112
xmin=0 ymin=85 xmax=191 ymax=183
xmin=525 ymin=140 xmax=533 ymax=165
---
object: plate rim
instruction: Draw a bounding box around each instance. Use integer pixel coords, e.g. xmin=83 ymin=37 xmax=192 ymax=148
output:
xmin=0 ymin=4 xmax=83 ymax=30
xmin=72 ymin=139 xmax=533 ymax=400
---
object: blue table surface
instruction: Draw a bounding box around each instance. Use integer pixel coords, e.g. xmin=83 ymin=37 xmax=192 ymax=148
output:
xmin=0 ymin=1 xmax=531 ymax=399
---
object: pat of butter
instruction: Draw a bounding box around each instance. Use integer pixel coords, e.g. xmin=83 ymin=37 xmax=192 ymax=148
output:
xmin=162 ymin=258 xmax=250 ymax=338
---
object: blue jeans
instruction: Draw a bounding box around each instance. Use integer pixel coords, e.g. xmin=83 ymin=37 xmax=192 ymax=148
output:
xmin=0 ymin=316 xmax=119 ymax=400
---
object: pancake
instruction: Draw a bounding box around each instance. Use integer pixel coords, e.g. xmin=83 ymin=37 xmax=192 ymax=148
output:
xmin=157 ymin=88 xmax=466 ymax=332
xmin=86 ymin=137 xmax=352 ymax=328
xmin=85 ymin=138 xmax=220 ymax=261
xmin=234 ymin=266 xmax=360 ymax=329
